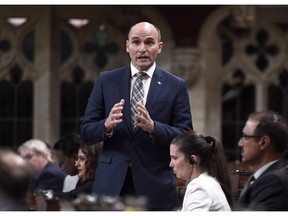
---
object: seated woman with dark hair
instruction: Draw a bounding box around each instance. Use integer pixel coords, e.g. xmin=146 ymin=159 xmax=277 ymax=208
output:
xmin=169 ymin=131 xmax=232 ymax=211
xmin=54 ymin=144 xmax=100 ymax=200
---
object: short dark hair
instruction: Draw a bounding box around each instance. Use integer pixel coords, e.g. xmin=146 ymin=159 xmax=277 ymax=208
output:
xmin=249 ymin=110 xmax=288 ymax=153
xmin=54 ymin=133 xmax=82 ymax=157
xmin=171 ymin=131 xmax=233 ymax=206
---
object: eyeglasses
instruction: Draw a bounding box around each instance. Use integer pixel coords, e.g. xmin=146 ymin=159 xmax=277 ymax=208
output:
xmin=241 ymin=134 xmax=263 ymax=142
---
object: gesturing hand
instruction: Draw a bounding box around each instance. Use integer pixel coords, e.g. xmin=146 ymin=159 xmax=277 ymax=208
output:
xmin=104 ymin=99 xmax=125 ymax=133
xmin=134 ymin=102 xmax=155 ymax=133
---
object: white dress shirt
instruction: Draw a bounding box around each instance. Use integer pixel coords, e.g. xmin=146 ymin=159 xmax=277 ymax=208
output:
xmin=253 ymin=159 xmax=279 ymax=180
xmin=130 ymin=62 xmax=155 ymax=106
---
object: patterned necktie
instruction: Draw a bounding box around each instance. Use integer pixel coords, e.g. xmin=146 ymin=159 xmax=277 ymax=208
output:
xmin=131 ymin=72 xmax=147 ymax=127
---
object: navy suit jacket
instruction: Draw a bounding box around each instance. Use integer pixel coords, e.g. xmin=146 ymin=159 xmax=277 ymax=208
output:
xmin=80 ymin=65 xmax=193 ymax=210
xmin=32 ymin=161 xmax=66 ymax=194
xmin=234 ymin=160 xmax=288 ymax=211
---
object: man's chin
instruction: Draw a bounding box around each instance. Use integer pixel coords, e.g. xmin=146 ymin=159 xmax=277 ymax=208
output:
xmin=137 ymin=62 xmax=152 ymax=70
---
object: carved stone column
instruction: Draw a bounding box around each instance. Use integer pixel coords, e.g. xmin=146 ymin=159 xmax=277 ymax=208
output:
xmin=171 ymin=48 xmax=204 ymax=133
xmin=171 ymin=48 xmax=201 ymax=89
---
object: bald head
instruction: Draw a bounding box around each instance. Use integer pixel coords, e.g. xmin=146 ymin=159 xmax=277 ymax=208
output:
xmin=128 ymin=22 xmax=161 ymax=42
xmin=126 ymin=21 xmax=163 ymax=71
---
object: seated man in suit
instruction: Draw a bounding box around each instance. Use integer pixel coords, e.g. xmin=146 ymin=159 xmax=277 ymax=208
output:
xmin=18 ymin=139 xmax=66 ymax=194
xmin=234 ymin=110 xmax=288 ymax=210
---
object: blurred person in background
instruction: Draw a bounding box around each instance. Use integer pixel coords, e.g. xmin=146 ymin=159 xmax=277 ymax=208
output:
xmin=18 ymin=139 xmax=66 ymax=194
xmin=54 ymin=133 xmax=82 ymax=192
xmin=0 ymin=149 xmax=35 ymax=211
xmin=53 ymin=144 xmax=100 ymax=200
xmin=45 ymin=141 xmax=58 ymax=164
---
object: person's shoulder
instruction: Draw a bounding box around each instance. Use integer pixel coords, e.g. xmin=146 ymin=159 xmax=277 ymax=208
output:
xmin=197 ymin=172 xmax=218 ymax=185
xmin=46 ymin=161 xmax=61 ymax=169
xmin=77 ymin=176 xmax=95 ymax=189
xmin=45 ymin=162 xmax=66 ymax=176
xmin=155 ymin=66 xmax=185 ymax=82
xmin=101 ymin=65 xmax=129 ymax=76
xmin=257 ymin=165 xmax=288 ymax=186
xmin=261 ymin=160 xmax=287 ymax=176
xmin=187 ymin=174 xmax=209 ymax=188
xmin=273 ymin=165 xmax=288 ymax=178
xmin=186 ymin=176 xmax=211 ymax=197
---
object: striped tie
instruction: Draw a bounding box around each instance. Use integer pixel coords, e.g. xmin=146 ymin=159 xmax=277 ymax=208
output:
xmin=131 ymin=72 xmax=147 ymax=128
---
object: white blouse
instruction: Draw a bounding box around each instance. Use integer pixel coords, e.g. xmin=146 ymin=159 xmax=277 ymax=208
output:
xmin=62 ymin=175 xmax=79 ymax=192
xmin=182 ymin=172 xmax=231 ymax=211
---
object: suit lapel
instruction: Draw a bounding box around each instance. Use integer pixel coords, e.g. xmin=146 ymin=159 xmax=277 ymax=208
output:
xmin=145 ymin=66 xmax=164 ymax=111
xmin=238 ymin=160 xmax=286 ymax=203
xmin=118 ymin=66 xmax=134 ymax=133
xmin=128 ymin=67 xmax=165 ymax=135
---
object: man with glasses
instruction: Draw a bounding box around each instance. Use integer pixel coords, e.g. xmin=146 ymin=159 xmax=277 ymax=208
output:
xmin=234 ymin=110 xmax=288 ymax=210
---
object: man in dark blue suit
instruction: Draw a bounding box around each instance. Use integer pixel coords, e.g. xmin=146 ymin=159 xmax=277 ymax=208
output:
xmin=234 ymin=110 xmax=288 ymax=210
xmin=80 ymin=22 xmax=193 ymax=210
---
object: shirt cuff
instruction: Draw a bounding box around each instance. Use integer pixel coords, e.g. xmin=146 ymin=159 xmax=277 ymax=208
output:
xmin=104 ymin=130 xmax=113 ymax=138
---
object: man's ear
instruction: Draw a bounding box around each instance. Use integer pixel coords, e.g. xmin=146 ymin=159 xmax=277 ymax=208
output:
xmin=259 ymin=135 xmax=270 ymax=150
xmin=158 ymin=42 xmax=163 ymax=53
xmin=126 ymin=40 xmax=129 ymax=53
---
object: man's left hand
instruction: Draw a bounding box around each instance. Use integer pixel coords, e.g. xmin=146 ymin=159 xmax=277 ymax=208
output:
xmin=134 ymin=102 xmax=155 ymax=133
